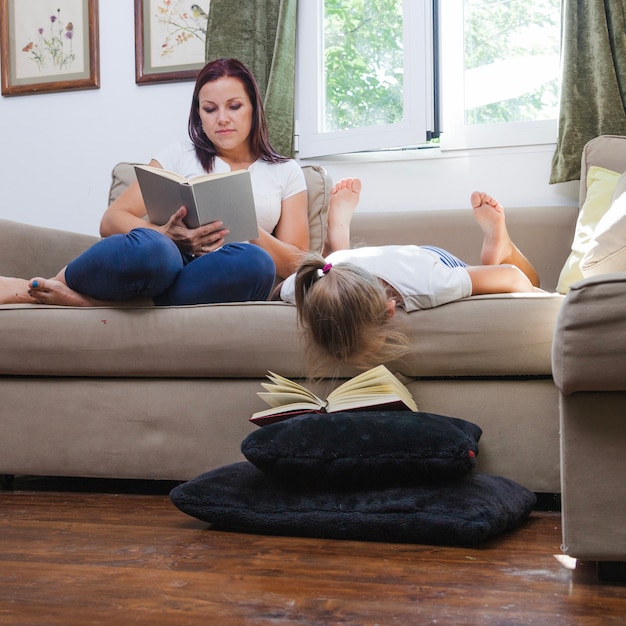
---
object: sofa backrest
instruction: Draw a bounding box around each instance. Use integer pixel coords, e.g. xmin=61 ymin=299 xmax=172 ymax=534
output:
xmin=350 ymin=205 xmax=578 ymax=293
xmin=108 ymin=162 xmax=331 ymax=254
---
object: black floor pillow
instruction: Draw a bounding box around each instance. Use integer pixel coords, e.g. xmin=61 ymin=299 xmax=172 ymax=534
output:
xmin=170 ymin=462 xmax=536 ymax=546
xmin=241 ymin=411 xmax=482 ymax=487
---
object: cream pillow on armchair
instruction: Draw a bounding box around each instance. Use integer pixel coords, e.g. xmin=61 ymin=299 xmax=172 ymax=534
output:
xmin=556 ymin=166 xmax=620 ymax=292
xmin=581 ymin=172 xmax=626 ymax=277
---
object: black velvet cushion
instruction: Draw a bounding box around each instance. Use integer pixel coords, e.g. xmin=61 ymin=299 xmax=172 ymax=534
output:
xmin=241 ymin=411 xmax=482 ymax=487
xmin=169 ymin=462 xmax=536 ymax=546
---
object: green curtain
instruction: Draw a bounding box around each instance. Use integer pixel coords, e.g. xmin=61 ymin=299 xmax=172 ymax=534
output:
xmin=550 ymin=0 xmax=626 ymax=183
xmin=205 ymin=0 xmax=298 ymax=157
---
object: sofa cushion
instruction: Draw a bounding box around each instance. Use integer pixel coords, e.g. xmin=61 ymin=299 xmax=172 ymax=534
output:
xmin=557 ymin=166 xmax=620 ymax=293
xmin=241 ymin=410 xmax=481 ymax=487
xmin=108 ymin=162 xmax=139 ymax=205
xmin=108 ymin=162 xmax=330 ymax=253
xmin=580 ymin=172 xmax=626 ymax=277
xmin=169 ymin=462 xmax=537 ymax=546
xmin=0 ymin=293 xmax=564 ymax=378
xmin=302 ymin=164 xmax=330 ymax=254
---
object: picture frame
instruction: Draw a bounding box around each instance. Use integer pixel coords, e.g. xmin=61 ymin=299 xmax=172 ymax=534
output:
xmin=134 ymin=0 xmax=209 ymax=85
xmin=0 ymin=0 xmax=100 ymax=97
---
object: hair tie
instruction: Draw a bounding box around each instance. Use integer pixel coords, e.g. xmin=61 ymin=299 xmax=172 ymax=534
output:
xmin=322 ymin=263 xmax=333 ymax=274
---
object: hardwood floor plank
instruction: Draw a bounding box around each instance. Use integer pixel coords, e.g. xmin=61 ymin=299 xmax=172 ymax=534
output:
xmin=1 ymin=484 xmax=625 ymax=625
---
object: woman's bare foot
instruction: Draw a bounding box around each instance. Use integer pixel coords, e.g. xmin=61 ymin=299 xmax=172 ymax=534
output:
xmin=28 ymin=277 xmax=106 ymax=307
xmin=0 ymin=276 xmax=36 ymax=304
xmin=323 ymin=177 xmax=362 ymax=254
xmin=471 ymin=191 xmax=540 ymax=287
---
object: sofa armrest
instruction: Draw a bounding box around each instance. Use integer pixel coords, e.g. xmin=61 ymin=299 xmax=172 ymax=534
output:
xmin=0 ymin=218 xmax=99 ymax=280
xmin=552 ymin=271 xmax=626 ymax=395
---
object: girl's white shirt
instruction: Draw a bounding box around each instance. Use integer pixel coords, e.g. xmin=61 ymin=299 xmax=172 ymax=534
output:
xmin=280 ymin=245 xmax=472 ymax=311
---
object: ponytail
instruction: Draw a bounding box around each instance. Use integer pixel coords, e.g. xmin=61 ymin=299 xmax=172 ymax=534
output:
xmin=294 ymin=253 xmax=408 ymax=374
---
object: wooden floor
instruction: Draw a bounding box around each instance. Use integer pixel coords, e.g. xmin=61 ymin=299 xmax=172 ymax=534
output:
xmin=1 ymin=477 xmax=625 ymax=625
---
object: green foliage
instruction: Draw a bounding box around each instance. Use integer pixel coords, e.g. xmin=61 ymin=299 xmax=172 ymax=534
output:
xmin=324 ymin=0 xmax=403 ymax=131
xmin=464 ymin=0 xmax=561 ymax=124
xmin=464 ymin=0 xmax=560 ymax=68
xmin=322 ymin=0 xmax=561 ymax=132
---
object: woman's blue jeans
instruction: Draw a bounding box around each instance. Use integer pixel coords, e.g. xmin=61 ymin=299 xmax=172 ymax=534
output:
xmin=64 ymin=228 xmax=276 ymax=306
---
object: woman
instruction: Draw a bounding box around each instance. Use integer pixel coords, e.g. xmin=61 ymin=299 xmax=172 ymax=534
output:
xmin=0 ymin=58 xmax=309 ymax=306
xmin=278 ymin=181 xmax=543 ymax=370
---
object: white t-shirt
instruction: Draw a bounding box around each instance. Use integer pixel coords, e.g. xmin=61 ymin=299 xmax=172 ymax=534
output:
xmin=280 ymin=245 xmax=473 ymax=311
xmin=153 ymin=141 xmax=307 ymax=234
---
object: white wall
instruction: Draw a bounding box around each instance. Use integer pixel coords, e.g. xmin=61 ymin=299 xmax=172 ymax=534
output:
xmin=0 ymin=1 xmax=191 ymax=235
xmin=0 ymin=2 xmax=578 ymax=237
xmin=305 ymin=144 xmax=579 ymax=215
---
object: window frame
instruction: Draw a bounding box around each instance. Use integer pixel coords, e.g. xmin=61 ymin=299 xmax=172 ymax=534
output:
xmin=295 ymin=0 xmax=435 ymax=159
xmin=295 ymin=0 xmax=560 ymax=159
xmin=438 ymin=0 xmax=559 ymax=152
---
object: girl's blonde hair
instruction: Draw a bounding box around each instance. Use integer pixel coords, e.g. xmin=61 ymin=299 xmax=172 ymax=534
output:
xmin=294 ymin=253 xmax=408 ymax=373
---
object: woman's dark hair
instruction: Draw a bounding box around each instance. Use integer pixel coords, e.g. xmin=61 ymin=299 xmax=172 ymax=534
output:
xmin=188 ymin=58 xmax=288 ymax=172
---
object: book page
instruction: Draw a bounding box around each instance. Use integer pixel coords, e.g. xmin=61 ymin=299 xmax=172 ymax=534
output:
xmin=256 ymin=392 xmax=323 ymax=410
xmin=135 ymin=164 xmax=245 ymax=185
xmin=258 ymin=372 xmax=324 ymax=407
xmin=251 ymin=366 xmax=418 ymax=422
xmin=327 ymin=385 xmax=406 ymax=412
xmin=250 ymin=403 xmax=323 ymax=421
xmin=326 ymin=365 xmax=418 ymax=412
xmin=188 ymin=170 xmax=249 ymax=184
xmin=135 ymin=164 xmax=187 ymax=183
xmin=326 ymin=365 xmax=395 ymax=399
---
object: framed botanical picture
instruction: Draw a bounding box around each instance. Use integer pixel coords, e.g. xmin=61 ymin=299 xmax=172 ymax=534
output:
xmin=134 ymin=0 xmax=209 ymax=84
xmin=0 ymin=0 xmax=100 ymax=96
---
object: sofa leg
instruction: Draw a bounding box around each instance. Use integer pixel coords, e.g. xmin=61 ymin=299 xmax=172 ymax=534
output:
xmin=597 ymin=561 xmax=626 ymax=584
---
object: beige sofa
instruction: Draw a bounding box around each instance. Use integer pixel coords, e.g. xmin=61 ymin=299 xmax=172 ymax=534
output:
xmin=0 ymin=163 xmax=578 ymax=493
xmin=552 ymin=135 xmax=626 ymax=577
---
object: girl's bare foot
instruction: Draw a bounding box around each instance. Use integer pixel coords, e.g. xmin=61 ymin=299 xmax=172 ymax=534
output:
xmin=0 ymin=276 xmax=36 ymax=304
xmin=471 ymin=191 xmax=515 ymax=266
xmin=329 ymin=177 xmax=361 ymax=223
xmin=324 ymin=177 xmax=362 ymax=254
xmin=28 ymin=277 xmax=105 ymax=307
xmin=470 ymin=191 xmax=540 ymax=287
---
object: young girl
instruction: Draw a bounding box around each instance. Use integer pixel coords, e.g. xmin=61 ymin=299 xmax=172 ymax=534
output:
xmin=278 ymin=179 xmax=542 ymax=368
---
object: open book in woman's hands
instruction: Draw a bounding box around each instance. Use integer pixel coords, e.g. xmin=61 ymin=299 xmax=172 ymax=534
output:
xmin=250 ymin=364 xmax=418 ymax=426
xmin=134 ymin=165 xmax=259 ymax=242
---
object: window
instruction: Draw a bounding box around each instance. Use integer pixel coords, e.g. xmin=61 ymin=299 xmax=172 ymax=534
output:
xmin=296 ymin=0 xmax=435 ymax=158
xmin=296 ymin=0 xmax=561 ymax=157
xmin=440 ymin=0 xmax=561 ymax=150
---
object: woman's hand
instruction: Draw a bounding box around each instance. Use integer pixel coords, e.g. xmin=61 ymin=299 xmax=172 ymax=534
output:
xmin=161 ymin=206 xmax=230 ymax=256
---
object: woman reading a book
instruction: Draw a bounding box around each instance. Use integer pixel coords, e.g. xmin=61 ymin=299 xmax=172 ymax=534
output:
xmin=277 ymin=182 xmax=543 ymax=369
xmin=0 ymin=58 xmax=309 ymax=307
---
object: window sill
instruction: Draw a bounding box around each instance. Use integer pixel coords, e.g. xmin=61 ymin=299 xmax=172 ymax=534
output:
xmin=299 ymin=142 xmax=557 ymax=165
